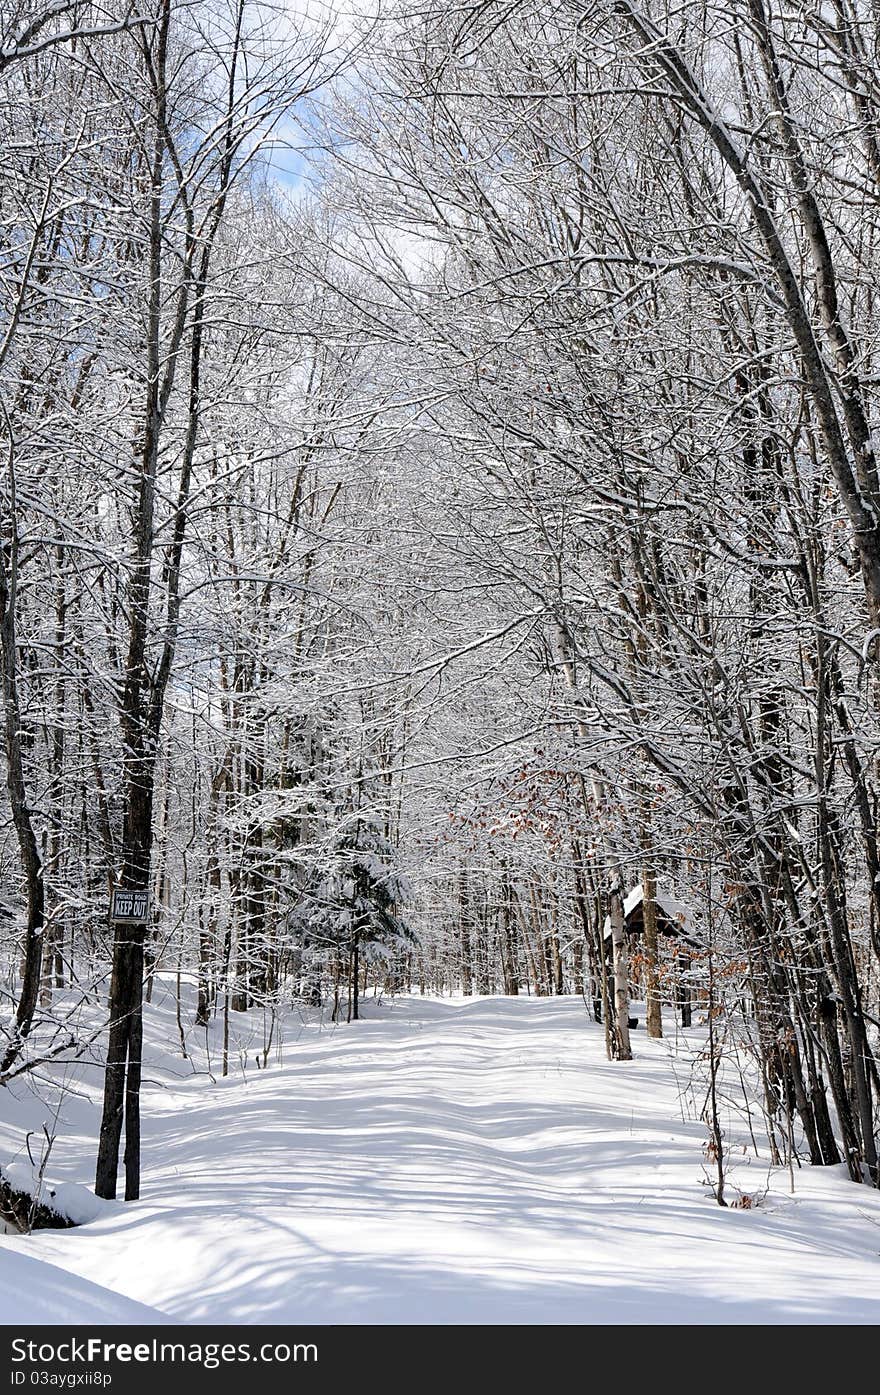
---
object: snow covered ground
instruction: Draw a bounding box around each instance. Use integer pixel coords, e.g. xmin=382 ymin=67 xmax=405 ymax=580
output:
xmin=2 ymin=988 xmax=879 ymax=1324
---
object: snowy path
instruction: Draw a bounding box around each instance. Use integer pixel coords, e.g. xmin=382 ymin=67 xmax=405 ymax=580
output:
xmin=3 ymin=994 xmax=880 ymax=1323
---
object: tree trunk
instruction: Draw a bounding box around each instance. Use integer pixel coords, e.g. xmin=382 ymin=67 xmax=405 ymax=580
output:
xmin=609 ymin=882 xmax=632 ymax=1060
xmin=0 ymin=467 xmax=45 ymax=1075
xmin=642 ymin=867 xmax=663 ymax=1038
xmin=352 ymin=935 xmax=360 ymax=1022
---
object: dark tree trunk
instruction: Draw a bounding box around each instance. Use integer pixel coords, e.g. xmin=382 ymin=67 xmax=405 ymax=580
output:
xmin=642 ymin=867 xmax=663 ymax=1038
xmin=676 ymin=952 xmax=692 ymax=1028
xmin=0 ymin=472 xmax=46 ymax=1075
xmin=95 ymin=0 xmax=170 ymax=1200
xmin=95 ymin=918 xmax=147 ymax=1200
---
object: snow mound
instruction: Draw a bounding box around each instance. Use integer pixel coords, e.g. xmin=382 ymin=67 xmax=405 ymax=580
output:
xmin=2 ymin=1160 xmax=111 ymax=1226
xmin=0 ymin=1249 xmax=170 ymax=1324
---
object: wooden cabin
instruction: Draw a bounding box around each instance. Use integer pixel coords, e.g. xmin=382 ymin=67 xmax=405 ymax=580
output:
xmin=603 ymin=884 xmax=700 ymax=1026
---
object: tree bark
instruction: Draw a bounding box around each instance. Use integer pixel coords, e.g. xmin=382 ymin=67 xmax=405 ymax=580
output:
xmin=0 ymin=441 xmax=45 ymax=1074
xmin=642 ymin=866 xmax=663 ymax=1038
xmin=609 ymin=880 xmax=632 ymax=1059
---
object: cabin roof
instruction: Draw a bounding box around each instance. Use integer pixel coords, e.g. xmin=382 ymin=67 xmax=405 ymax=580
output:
xmin=603 ymin=884 xmax=697 ymax=942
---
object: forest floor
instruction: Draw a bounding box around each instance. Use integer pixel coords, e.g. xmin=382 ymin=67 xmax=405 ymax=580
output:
xmin=1 ymin=986 xmax=879 ymax=1324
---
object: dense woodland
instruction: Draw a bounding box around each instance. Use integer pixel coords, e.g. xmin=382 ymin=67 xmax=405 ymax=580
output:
xmin=1 ymin=0 xmax=880 ymax=1205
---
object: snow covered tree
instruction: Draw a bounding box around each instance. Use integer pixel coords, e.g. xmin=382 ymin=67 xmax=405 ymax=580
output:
xmin=304 ymin=816 xmax=413 ymax=1021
